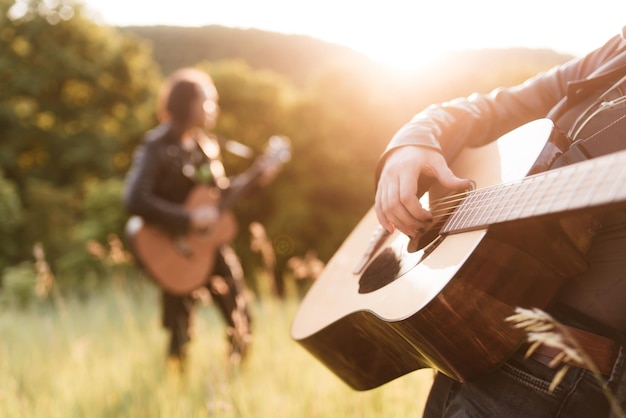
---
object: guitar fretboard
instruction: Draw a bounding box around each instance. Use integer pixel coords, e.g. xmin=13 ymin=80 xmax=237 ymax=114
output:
xmin=443 ymin=149 xmax=626 ymax=234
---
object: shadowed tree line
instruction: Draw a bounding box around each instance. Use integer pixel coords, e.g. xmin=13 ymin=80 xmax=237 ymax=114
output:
xmin=0 ymin=0 xmax=572 ymax=297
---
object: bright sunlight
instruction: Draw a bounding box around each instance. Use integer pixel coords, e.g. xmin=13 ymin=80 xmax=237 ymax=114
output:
xmin=83 ymin=0 xmax=626 ymax=72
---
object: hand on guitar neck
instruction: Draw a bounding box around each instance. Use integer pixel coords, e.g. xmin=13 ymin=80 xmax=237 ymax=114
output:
xmin=254 ymin=153 xmax=284 ymax=186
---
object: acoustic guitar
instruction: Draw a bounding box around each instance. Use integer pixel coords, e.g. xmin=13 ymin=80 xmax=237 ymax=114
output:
xmin=291 ymin=119 xmax=626 ymax=391
xmin=126 ymin=135 xmax=291 ymax=295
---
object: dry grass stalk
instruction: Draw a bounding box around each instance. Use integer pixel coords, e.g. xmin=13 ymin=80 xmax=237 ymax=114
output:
xmin=227 ymin=306 xmax=251 ymax=366
xmin=33 ymin=242 xmax=66 ymax=315
xmin=506 ymin=307 xmax=625 ymax=418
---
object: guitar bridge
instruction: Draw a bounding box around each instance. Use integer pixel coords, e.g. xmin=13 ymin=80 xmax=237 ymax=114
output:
xmin=174 ymin=237 xmax=193 ymax=258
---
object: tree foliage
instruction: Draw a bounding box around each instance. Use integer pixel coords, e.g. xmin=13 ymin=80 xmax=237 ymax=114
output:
xmin=0 ymin=0 xmax=161 ymax=282
xmin=0 ymin=2 xmax=571 ymax=291
xmin=0 ymin=169 xmax=22 ymax=275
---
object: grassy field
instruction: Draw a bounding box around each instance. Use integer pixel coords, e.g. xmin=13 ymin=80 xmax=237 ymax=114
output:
xmin=0 ymin=278 xmax=433 ymax=417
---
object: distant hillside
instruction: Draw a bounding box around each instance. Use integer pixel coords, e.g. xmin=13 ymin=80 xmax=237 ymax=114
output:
xmin=121 ymin=25 xmax=378 ymax=86
xmin=121 ymin=25 xmax=574 ymax=90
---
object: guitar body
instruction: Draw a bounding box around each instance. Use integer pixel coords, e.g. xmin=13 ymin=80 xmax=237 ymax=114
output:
xmin=291 ymin=119 xmax=594 ymax=390
xmin=126 ymin=185 xmax=238 ymax=295
xmin=125 ymin=135 xmax=291 ymax=296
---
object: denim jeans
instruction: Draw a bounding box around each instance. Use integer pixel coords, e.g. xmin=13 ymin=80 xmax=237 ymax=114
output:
xmin=423 ymin=351 xmax=617 ymax=417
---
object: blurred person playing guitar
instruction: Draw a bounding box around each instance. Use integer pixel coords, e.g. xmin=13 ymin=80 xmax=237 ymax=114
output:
xmin=123 ymin=68 xmax=284 ymax=370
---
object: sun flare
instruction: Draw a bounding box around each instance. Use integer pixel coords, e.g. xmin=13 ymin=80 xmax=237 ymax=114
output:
xmin=83 ymin=0 xmax=625 ymax=74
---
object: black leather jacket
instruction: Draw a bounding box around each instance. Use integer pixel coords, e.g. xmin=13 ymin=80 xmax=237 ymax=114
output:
xmin=123 ymin=123 xmax=223 ymax=235
xmin=376 ymin=27 xmax=626 ymax=335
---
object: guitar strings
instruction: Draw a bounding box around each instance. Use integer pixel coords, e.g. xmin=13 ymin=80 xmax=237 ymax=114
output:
xmin=420 ymin=157 xmax=626 ymax=232
xmin=429 ymin=177 xmax=614 ymax=228
xmin=428 ymin=179 xmax=586 ymax=221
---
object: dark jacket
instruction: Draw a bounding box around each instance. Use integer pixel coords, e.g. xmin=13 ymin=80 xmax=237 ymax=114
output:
xmin=123 ymin=123 xmax=220 ymax=235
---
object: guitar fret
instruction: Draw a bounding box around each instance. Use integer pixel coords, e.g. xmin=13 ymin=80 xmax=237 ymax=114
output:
xmin=527 ymin=169 xmax=562 ymax=216
xmin=494 ymin=187 xmax=516 ymax=222
xmin=596 ymin=157 xmax=624 ymax=203
xmin=607 ymin=158 xmax=626 ymax=202
xmin=490 ymin=184 xmax=513 ymax=226
xmin=557 ymin=163 xmax=587 ymax=211
xmin=517 ymin=175 xmax=544 ymax=220
xmin=460 ymin=188 xmax=489 ymax=229
xmin=486 ymin=186 xmax=506 ymax=226
xmin=578 ymin=166 xmax=598 ymax=208
xmin=531 ymin=176 xmax=554 ymax=218
xmin=448 ymin=186 xmax=494 ymax=231
xmin=460 ymin=191 xmax=482 ymax=229
xmin=565 ymin=159 xmax=606 ymax=211
xmin=442 ymin=149 xmax=626 ymax=235
xmin=500 ymin=179 xmax=526 ymax=221
xmin=542 ymin=166 xmax=582 ymax=214
xmin=445 ymin=194 xmax=467 ymax=232
xmin=505 ymin=180 xmax=532 ymax=221
xmin=593 ymin=158 xmax=620 ymax=203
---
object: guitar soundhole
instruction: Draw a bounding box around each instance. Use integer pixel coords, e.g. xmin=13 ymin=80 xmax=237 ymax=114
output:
xmin=358 ymin=248 xmax=401 ymax=294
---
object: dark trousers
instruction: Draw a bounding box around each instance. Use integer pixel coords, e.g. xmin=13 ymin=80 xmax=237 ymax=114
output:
xmin=161 ymin=245 xmax=251 ymax=361
xmin=423 ymin=350 xmax=620 ymax=417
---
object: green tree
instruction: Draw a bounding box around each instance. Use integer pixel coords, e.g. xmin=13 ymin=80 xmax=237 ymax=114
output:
xmin=274 ymin=65 xmax=393 ymax=262
xmin=0 ymin=0 xmax=161 ymax=282
xmin=0 ymin=169 xmax=22 ymax=280
xmin=199 ymin=60 xmax=294 ymax=160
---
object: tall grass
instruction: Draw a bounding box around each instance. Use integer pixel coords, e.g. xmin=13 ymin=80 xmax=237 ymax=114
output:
xmin=0 ymin=278 xmax=432 ymax=417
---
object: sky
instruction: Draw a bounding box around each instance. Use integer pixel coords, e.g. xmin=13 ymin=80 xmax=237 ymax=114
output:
xmin=81 ymin=0 xmax=626 ymax=71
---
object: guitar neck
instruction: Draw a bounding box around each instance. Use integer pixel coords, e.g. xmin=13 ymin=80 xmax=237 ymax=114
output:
xmin=443 ymin=149 xmax=626 ymax=234
xmin=215 ymin=135 xmax=290 ymax=213
xmin=218 ymin=163 xmax=264 ymax=212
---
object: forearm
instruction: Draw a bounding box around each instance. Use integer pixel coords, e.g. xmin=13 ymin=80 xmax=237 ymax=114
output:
xmin=123 ymin=143 xmax=191 ymax=234
xmin=375 ymin=33 xmax=626 ymax=185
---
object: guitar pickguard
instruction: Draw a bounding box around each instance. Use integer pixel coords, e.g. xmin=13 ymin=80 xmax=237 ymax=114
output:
xmin=358 ymin=232 xmax=438 ymax=294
